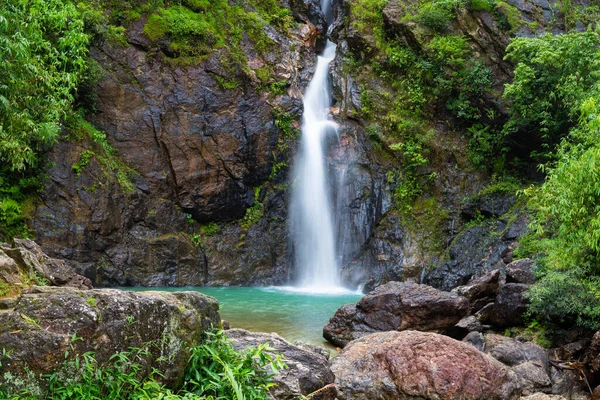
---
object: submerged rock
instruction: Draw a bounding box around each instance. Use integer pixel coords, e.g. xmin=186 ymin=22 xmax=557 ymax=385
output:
xmin=330 ymin=330 xmax=522 ymax=399
xmin=225 ymin=329 xmax=335 ymax=400
xmin=0 ymin=286 xmax=219 ymax=395
xmin=323 ymin=281 xmax=469 ymax=347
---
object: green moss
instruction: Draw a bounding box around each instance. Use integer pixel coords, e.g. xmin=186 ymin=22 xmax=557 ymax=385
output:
xmin=86 ymin=297 xmax=98 ymax=307
xmin=478 ymin=176 xmax=522 ymax=196
xmin=199 ymin=222 xmax=219 ymax=236
xmin=72 ymin=149 xmax=95 ymax=176
xmin=67 ymin=113 xmax=137 ymax=193
xmin=240 ymin=201 xmax=263 ymax=230
xmin=493 ymin=1 xmax=523 ymax=32
xmin=469 ymin=0 xmax=496 ymax=12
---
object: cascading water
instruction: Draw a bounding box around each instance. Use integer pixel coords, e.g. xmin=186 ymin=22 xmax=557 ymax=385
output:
xmin=289 ymin=0 xmax=348 ymax=293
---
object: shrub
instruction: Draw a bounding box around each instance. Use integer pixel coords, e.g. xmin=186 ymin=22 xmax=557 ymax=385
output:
xmin=503 ymin=31 xmax=600 ymax=160
xmin=523 ymin=89 xmax=600 ymax=330
xmin=1 ymin=329 xmax=285 ymax=399
xmin=415 ymin=1 xmax=455 ymax=32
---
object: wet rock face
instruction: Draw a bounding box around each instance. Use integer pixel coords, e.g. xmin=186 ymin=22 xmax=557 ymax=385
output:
xmin=224 ymin=329 xmax=335 ymax=400
xmin=330 ymin=330 xmax=522 ymax=400
xmin=32 ymin=11 xmax=319 ymax=287
xmin=0 ymin=286 xmax=220 ymax=395
xmin=323 ymin=281 xmax=469 ymax=347
xmin=425 ymin=211 xmax=528 ymax=291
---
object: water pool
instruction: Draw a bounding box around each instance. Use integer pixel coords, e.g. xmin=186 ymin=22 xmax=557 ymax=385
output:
xmin=125 ymin=286 xmax=362 ymax=347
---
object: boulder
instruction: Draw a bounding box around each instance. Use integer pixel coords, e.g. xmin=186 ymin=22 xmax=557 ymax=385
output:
xmin=588 ymin=330 xmax=600 ymax=372
xmin=0 ymin=249 xmax=21 ymax=286
xmin=446 ymin=315 xmax=483 ymax=340
xmin=463 ymin=331 xmax=486 ymax=352
xmin=323 ymin=281 xmax=469 ymax=347
xmin=452 ymin=269 xmax=500 ymax=312
xmin=330 ymin=330 xmax=522 ymax=399
xmin=512 ymin=362 xmax=552 ymax=395
xmin=225 ymin=329 xmax=335 ymax=400
xmin=0 ymin=286 xmax=220 ymax=396
xmin=485 ymin=334 xmax=548 ymax=368
xmin=293 ymin=340 xmax=331 ymax=360
xmin=506 ymin=258 xmax=536 ymax=284
xmin=520 ymin=394 xmax=567 ymax=400
xmin=483 ymin=334 xmax=551 ymax=396
xmin=1 ymin=239 xmax=91 ymax=290
xmin=480 ymin=283 xmax=529 ymax=327
xmin=549 ymin=367 xmax=588 ymax=399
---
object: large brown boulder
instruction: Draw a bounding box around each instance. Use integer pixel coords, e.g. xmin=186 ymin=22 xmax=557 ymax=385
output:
xmin=225 ymin=329 xmax=335 ymax=400
xmin=323 ymin=281 xmax=470 ymax=348
xmin=330 ymin=330 xmax=522 ymax=399
xmin=1 ymin=239 xmax=92 ymax=290
xmin=0 ymin=286 xmax=220 ymax=396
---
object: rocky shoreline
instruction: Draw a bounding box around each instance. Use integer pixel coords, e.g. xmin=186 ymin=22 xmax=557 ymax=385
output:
xmin=1 ymin=241 xmax=598 ymax=399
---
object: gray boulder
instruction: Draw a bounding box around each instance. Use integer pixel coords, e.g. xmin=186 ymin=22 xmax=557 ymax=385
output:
xmin=323 ymin=281 xmax=470 ymax=347
xmin=1 ymin=239 xmax=91 ymax=290
xmin=479 ymin=283 xmax=529 ymax=327
xmin=506 ymin=258 xmax=536 ymax=284
xmin=484 ymin=334 xmax=551 ymax=396
xmin=225 ymin=329 xmax=335 ymax=400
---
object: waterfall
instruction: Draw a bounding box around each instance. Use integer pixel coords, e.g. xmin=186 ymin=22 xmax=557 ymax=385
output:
xmin=290 ymin=29 xmax=348 ymax=292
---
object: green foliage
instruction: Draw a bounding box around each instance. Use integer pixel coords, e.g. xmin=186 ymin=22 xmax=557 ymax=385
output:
xmin=141 ymin=0 xmax=289 ymax=63
xmin=72 ymin=150 xmax=95 ymax=176
xmin=478 ymin=175 xmax=522 ymax=196
xmin=503 ymin=30 xmax=600 ymax=161
xmin=0 ymin=0 xmax=89 ymax=173
xmin=2 ymin=329 xmax=285 ymax=399
xmin=67 ymin=113 xmax=136 ymax=193
xmin=0 ymin=0 xmax=89 ymax=240
xmin=492 ymin=1 xmax=523 ymax=32
xmin=199 ymin=222 xmax=219 ymax=237
xmin=414 ymin=1 xmax=456 ymax=33
xmin=521 ymin=76 xmax=600 ymax=329
xmin=426 ymin=36 xmax=470 ymax=67
xmin=0 ymin=197 xmax=27 ymax=239
xmin=274 ymin=111 xmax=298 ymax=140
xmin=183 ymin=330 xmax=285 ymax=399
xmin=469 ymin=0 xmax=496 ymax=12
xmin=240 ymin=201 xmax=264 ymax=230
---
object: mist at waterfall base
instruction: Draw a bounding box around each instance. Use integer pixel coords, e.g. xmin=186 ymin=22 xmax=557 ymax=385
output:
xmin=126 ymin=287 xmax=361 ymax=347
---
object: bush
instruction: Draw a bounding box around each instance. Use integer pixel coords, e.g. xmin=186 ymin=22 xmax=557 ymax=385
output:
xmin=0 ymin=0 xmax=89 ymax=172
xmin=0 ymin=0 xmax=89 ymax=240
xmin=503 ymin=31 xmax=600 ymax=161
xmin=414 ymin=1 xmax=462 ymax=32
xmin=1 ymin=330 xmax=285 ymax=400
xmin=522 ymin=86 xmax=600 ymax=329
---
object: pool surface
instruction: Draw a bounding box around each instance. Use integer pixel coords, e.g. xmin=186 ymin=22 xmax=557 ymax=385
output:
xmin=125 ymin=286 xmax=362 ymax=347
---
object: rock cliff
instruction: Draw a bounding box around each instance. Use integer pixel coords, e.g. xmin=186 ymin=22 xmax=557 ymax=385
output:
xmin=29 ymin=0 xmax=588 ymax=289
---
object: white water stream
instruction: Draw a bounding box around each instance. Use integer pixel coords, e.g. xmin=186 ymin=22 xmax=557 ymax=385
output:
xmin=290 ymin=35 xmax=347 ymax=293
